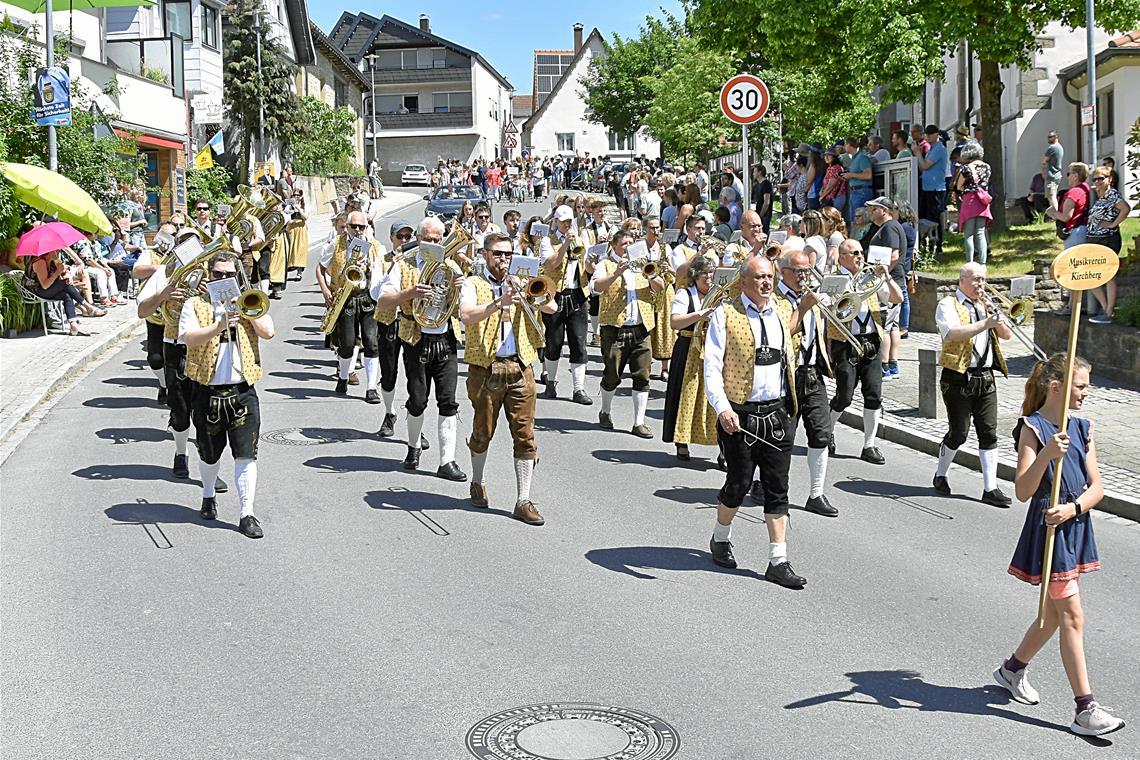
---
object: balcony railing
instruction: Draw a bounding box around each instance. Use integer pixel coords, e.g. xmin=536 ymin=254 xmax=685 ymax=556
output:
xmin=376 ymin=110 xmax=473 ymax=130
xmin=368 ymin=66 xmax=471 ymax=85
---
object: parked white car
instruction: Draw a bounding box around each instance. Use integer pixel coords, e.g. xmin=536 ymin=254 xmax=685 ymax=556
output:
xmin=401 ymin=164 xmax=430 ymax=186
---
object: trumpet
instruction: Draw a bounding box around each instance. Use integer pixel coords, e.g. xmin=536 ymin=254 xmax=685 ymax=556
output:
xmin=628 ymin=257 xmax=661 ymax=278
xmin=982 ymin=285 xmax=1047 ymax=361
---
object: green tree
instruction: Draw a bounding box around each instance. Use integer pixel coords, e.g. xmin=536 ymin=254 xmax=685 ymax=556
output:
xmin=580 ymin=13 xmax=686 ymax=144
xmin=185 ymin=165 xmax=234 ymax=208
xmin=286 ymin=97 xmax=358 ymax=176
xmin=643 ymin=38 xmax=738 ymax=160
xmin=222 ymin=0 xmax=300 ymax=183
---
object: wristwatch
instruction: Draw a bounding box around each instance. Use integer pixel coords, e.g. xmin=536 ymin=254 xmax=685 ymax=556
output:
xmin=1072 ymin=498 xmax=1083 ymax=517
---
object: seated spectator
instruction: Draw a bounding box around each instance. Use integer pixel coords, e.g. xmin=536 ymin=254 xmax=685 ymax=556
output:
xmin=26 ymin=248 xmax=105 ymax=335
xmin=75 ymin=232 xmax=127 ymax=306
xmin=1017 ymin=169 xmax=1048 ymax=224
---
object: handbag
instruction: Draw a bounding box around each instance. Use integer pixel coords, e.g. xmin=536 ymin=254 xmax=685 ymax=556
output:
xmin=971 ymin=165 xmax=992 ymax=206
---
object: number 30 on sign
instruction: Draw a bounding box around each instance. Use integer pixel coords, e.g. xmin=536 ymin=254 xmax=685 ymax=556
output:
xmin=720 ymin=74 xmax=770 ymax=125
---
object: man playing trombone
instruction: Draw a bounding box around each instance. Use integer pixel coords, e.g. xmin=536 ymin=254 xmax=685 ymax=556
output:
xmin=827 ymin=239 xmax=903 ymax=465
xmin=458 ymin=233 xmax=555 ymax=525
xmin=932 ymin=262 xmax=1014 ymax=506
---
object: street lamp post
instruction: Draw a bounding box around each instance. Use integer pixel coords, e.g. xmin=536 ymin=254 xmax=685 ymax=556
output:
xmin=1084 ymin=0 xmax=1097 ymax=165
xmin=253 ymin=11 xmax=264 ymax=172
xmin=45 ymin=0 xmax=57 ymax=170
xmin=366 ymin=53 xmax=378 ymax=167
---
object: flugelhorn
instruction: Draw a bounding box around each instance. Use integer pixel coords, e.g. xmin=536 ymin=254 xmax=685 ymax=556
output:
xmin=833 ymin=265 xmax=887 ymax=323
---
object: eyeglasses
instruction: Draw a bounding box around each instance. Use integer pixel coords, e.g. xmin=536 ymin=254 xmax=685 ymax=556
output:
xmin=347 ymin=223 xmax=367 ymax=231
xmin=394 ymin=232 xmax=413 ymax=241
xmin=781 ymin=267 xmax=812 ymax=276
xmin=486 ymin=250 xmax=511 ymax=258
xmin=210 ymin=269 xmax=235 ymax=280
xmin=1092 ymin=176 xmax=1109 ymax=182
xmin=476 ymin=215 xmax=490 ymax=220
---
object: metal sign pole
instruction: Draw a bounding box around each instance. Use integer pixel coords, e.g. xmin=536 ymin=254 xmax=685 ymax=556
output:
xmin=742 ymin=125 xmax=750 ymax=210
xmin=46 ymin=0 xmax=57 ymax=171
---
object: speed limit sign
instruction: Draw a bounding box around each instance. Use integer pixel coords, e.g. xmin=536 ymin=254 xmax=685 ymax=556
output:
xmin=720 ymin=74 xmax=770 ymax=125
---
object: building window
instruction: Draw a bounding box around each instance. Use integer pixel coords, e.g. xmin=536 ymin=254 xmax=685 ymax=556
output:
xmin=1096 ymin=88 xmax=1114 ymax=140
xmin=608 ymin=131 xmax=634 ymax=152
xmin=334 ymin=77 xmax=348 ymax=109
xmin=402 ymin=94 xmax=419 ymax=113
xmin=432 ymin=91 xmax=471 ymax=113
xmin=556 ymin=132 xmax=575 ymax=152
xmin=164 ymin=0 xmax=193 ymax=41
xmin=200 ymin=4 xmax=219 ymax=50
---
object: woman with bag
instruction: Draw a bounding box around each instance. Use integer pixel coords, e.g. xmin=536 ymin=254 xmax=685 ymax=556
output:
xmin=956 ymin=139 xmax=993 ymax=263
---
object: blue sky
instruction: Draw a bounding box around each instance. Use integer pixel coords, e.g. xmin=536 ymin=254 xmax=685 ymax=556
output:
xmin=309 ymin=1 xmax=685 ymax=97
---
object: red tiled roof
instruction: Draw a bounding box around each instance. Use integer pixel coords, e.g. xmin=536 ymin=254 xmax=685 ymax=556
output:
xmin=1109 ymin=30 xmax=1140 ymax=48
xmin=512 ymin=95 xmax=533 ymax=110
xmin=533 ymin=49 xmax=573 ymax=55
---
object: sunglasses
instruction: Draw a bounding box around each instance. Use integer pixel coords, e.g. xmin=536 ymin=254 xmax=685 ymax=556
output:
xmin=209 ymin=269 xmax=236 ymax=279
xmin=476 ymin=215 xmax=490 ymax=220
xmin=394 ymin=232 xmax=413 ymax=241
xmin=347 ymin=223 xmax=367 ymax=231
xmin=195 ymin=206 xmax=210 ymax=212
xmin=486 ymin=250 xmax=511 ymax=258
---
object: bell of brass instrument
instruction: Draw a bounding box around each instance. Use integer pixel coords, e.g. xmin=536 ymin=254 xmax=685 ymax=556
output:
xmin=983 ymin=284 xmax=1046 ymax=361
xmin=506 ymin=273 xmax=553 ymax=336
xmin=412 ymin=257 xmax=463 ymax=328
xmin=803 ymin=269 xmax=865 ymax=357
xmin=698 ymin=235 xmax=727 ymax=263
xmin=699 ymin=265 xmax=741 ymax=311
xmin=233 ymin=260 xmax=270 ymax=320
xmin=833 ymin=265 xmax=887 ymax=323
xmin=158 ymin=237 xmax=232 ymax=324
xmin=321 ymin=238 xmax=371 ymax=334
xmin=629 ymin=258 xmax=660 ymax=278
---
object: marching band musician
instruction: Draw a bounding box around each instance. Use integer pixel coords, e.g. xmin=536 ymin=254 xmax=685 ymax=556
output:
xmin=192 ymin=199 xmax=222 ymax=239
xmin=375 ymin=217 xmax=467 ymax=481
xmin=932 ymin=262 xmax=1014 ymax=506
xmin=318 ymin=210 xmax=385 ymax=401
xmin=669 ymin=214 xmax=708 ymax=284
xmin=178 ymin=251 xmax=275 ymax=539
xmin=285 ymin=188 xmax=310 ymax=282
xmin=645 ymin=216 xmax=677 ymax=382
xmin=661 ymin=255 xmax=720 ymax=462
xmin=539 ymin=205 xmax=593 ymax=405
xmin=725 ymin=210 xmax=766 ymax=265
xmin=131 ymin=222 xmax=175 ymax=403
xmin=590 ymin=228 xmax=665 ymax=438
xmin=370 ymin=219 xmax=416 ymax=438
xmin=704 ymin=256 xmax=813 ymax=588
xmin=458 ymin=233 xmax=555 ymax=525
xmin=777 ymin=248 xmax=839 ymax=517
xmin=827 ymin=239 xmax=903 ymax=465
xmin=584 ymin=197 xmax=611 ymax=346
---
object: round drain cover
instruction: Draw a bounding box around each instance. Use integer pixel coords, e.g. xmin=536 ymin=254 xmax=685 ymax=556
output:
xmin=466 ymin=703 xmax=679 ymax=760
xmin=260 ymin=427 xmax=367 ymax=446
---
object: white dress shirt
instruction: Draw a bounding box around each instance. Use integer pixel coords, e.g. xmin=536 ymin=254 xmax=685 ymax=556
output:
xmin=590 ymin=255 xmax=643 ymax=326
xmin=539 ymin=231 xmax=580 ymax=291
xmin=460 ymin=275 xmax=516 ymax=357
xmin=778 ymin=281 xmax=818 ymax=368
xmin=178 ymin=299 xmax=244 ymax=385
xmin=376 ymin=254 xmax=449 ymax=334
xmin=704 ymin=293 xmax=786 ymax=415
xmin=935 ymin=289 xmax=992 ymax=368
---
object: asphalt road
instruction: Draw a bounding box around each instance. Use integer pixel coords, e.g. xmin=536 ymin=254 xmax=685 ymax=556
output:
xmin=3 ymin=193 xmax=1138 ymax=760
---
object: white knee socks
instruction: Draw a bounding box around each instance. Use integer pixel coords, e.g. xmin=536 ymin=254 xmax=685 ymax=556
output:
xmin=234 ymin=458 xmax=257 ymax=518
xmin=173 ymin=428 xmax=189 ymax=457
xmin=407 ymin=413 xmax=425 ymax=450
xmin=382 ymin=388 xmax=396 ymax=414
xmin=863 ymin=408 xmax=881 ymax=449
xmin=600 ymin=388 xmax=615 ymax=415
xmin=199 ymin=459 xmax=220 ymax=498
xmin=337 ymin=354 xmax=354 ymax=380
xmin=590 ymin=313 xmax=599 ymax=336
xmin=632 ymin=390 xmax=649 ymax=426
xmin=713 ymin=520 xmax=731 ymax=542
xmin=153 ymin=366 xmax=167 ymax=388
xmin=514 ymin=458 xmax=534 ymax=505
xmin=980 ymin=448 xmax=999 ymax=492
xmin=829 ymin=408 xmax=842 ymax=432
xmin=936 ymin=443 xmax=958 ymax=477
xmin=439 ymin=415 xmax=458 ymax=464
xmin=769 ymin=541 xmax=788 ymax=564
xmin=545 ymin=358 xmax=561 ymax=384
xmin=570 ymin=362 xmax=586 ymax=392
xmin=807 ymin=446 xmax=827 ymax=498
xmin=362 ymin=356 xmax=379 ymax=390
xmin=471 ymin=449 xmax=488 ymax=484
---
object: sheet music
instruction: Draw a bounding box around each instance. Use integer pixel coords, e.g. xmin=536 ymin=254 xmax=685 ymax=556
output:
xmin=173 ymin=236 xmax=205 ymax=266
xmin=1009 ymin=275 xmax=1036 ymax=299
xmin=625 ymin=240 xmax=650 ymax=264
xmin=204 ymin=277 xmax=241 ymax=310
xmin=508 ymin=255 xmax=540 ymax=279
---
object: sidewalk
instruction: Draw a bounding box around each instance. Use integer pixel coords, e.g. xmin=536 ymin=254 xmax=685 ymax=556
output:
xmin=828 ymin=323 xmax=1140 ymax=521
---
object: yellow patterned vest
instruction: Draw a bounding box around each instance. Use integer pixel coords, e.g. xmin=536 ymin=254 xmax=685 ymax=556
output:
xmin=544 ymin=232 xmax=589 ymax=294
xmin=395 ymin=260 xmax=424 ymax=345
xmin=827 ymin=268 xmax=882 ymax=341
xmin=597 ymin=259 xmax=656 ymax=329
xmin=720 ymin=297 xmax=798 ymax=416
xmin=163 ymin=314 xmax=179 ymax=341
xmin=326 ymin=235 xmax=348 ymax=292
xmin=463 ymin=277 xmax=542 ymax=367
xmin=778 ymin=287 xmax=832 ymax=377
xmin=183 ymin=297 xmax=262 ymax=385
xmin=939 ymin=298 xmax=1008 ymax=376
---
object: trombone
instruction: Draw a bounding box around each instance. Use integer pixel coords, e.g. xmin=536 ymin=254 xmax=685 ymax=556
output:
xmin=983 ymin=285 xmax=1047 ymax=361
xmin=506 ymin=272 xmax=555 ymax=337
xmin=801 ymin=269 xmax=865 ymax=357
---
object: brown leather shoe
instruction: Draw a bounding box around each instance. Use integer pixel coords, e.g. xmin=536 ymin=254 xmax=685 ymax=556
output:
xmin=631 ymin=424 xmax=654 ymax=439
xmin=470 ymin=482 xmax=489 ymax=508
xmin=348 ymin=371 xmax=360 ymax=386
xmin=513 ymin=500 xmax=545 ymax=526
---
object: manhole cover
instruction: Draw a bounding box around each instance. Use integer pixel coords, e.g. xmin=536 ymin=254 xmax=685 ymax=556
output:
xmin=466 ymin=703 xmax=679 ymax=760
xmin=260 ymin=427 xmax=368 ymax=446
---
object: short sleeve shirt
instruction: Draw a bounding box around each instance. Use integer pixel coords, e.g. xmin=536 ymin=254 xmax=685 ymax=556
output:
xmin=921 ymin=142 xmax=948 ymax=191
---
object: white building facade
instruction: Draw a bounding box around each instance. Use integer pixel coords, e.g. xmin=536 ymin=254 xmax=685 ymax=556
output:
xmin=522 ymin=26 xmax=659 ymax=161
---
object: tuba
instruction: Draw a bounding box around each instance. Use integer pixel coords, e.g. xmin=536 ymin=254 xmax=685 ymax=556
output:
xmin=411 ymin=223 xmax=470 ymax=328
xmin=321 ymin=236 xmax=371 ymax=334
xmin=159 ymin=231 xmax=268 ymax=325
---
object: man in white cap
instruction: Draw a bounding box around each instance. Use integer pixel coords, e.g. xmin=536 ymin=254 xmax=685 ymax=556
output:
xmin=538 ymin=204 xmax=593 ymax=405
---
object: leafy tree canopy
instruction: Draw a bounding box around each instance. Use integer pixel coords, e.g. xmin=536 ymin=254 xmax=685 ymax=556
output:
xmin=286 ymin=97 xmax=358 ymax=177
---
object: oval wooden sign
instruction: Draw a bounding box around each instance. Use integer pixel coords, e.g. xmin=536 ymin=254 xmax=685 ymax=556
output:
xmin=1051 ymin=243 xmax=1120 ymax=291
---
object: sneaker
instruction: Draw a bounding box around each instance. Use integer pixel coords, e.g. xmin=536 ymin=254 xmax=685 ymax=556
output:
xmin=992 ymin=665 xmax=1039 ymax=705
xmin=1089 ymin=314 xmax=1113 ymax=325
xmin=347 ymin=371 xmax=360 ymax=386
xmin=1071 ymin=702 xmax=1125 ymax=737
xmin=889 ymin=366 xmax=900 ymax=378
xmin=881 ymin=367 xmax=894 ymax=382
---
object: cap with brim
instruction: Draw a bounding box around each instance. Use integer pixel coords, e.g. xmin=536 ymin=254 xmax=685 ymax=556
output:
xmin=553 ymin=205 xmax=574 ymax=222
xmin=865 ymin=196 xmax=895 ymax=211
xmin=955 ymin=125 xmax=969 ymax=137
xmin=389 ymin=218 xmax=414 ymax=236
xmin=824 ymin=149 xmax=837 ymax=158
xmin=796 ymin=142 xmax=811 ymax=155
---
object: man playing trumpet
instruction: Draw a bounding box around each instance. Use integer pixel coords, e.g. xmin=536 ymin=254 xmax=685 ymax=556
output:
xmin=932 ymin=262 xmax=1014 ymax=506
xmin=459 ymin=233 xmax=556 ymax=524
xmin=539 ymin=205 xmax=592 ymax=404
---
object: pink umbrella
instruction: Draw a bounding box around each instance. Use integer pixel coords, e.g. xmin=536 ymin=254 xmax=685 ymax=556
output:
xmin=15 ymin=221 xmax=87 ymax=257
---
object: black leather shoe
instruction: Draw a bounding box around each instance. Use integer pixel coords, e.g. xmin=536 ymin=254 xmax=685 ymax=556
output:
xmin=860 ymin=446 xmax=885 ymax=465
xmin=598 ymin=412 xmax=613 ymax=429
xmin=716 ymin=454 xmax=727 ymax=471
xmin=420 ymin=433 xmax=431 ymax=451
xmin=805 ymin=495 xmax=839 ymax=517
xmin=335 ymin=379 xmax=348 ymax=395
xmin=766 ymin=561 xmax=807 ymax=589
xmin=200 ymin=497 xmax=217 ymax=520
xmin=631 ymin=424 xmax=653 ymax=439
xmin=157 ymin=387 xmax=168 ymax=405
xmin=437 ymin=461 xmax=468 ymax=482
xmin=749 ymin=480 xmax=765 ymax=505
xmin=215 ymin=476 xmax=229 ymax=494
xmin=172 ymin=454 xmax=189 ymax=479
xmin=932 ymin=475 xmax=952 ymax=495
xmin=675 ymin=444 xmax=690 ymax=461
xmin=540 ymin=372 xmax=549 ymax=385
xmin=378 ymin=413 xmax=396 ymax=437
xmin=982 ymin=488 xmax=1012 ymax=508
xmin=364 ymin=389 xmax=381 ymax=404
xmin=572 ymin=390 xmax=593 ymax=406
xmin=542 ymin=383 xmax=558 ymax=400
xmin=239 ymin=515 xmax=264 ymax=538
xmin=402 ymin=447 xmax=421 ymax=470
xmin=709 ymin=537 xmax=737 ymax=569
xmin=828 ymin=436 xmax=836 ymax=456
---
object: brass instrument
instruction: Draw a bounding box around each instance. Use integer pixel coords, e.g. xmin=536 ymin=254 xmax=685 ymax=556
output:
xmin=506 ymin=272 xmax=555 ymax=337
xmin=320 ymin=236 xmax=372 ymax=334
xmin=141 ymin=231 xmax=176 ymax=326
xmin=833 ymin=265 xmax=887 ymax=324
xmin=629 ymin=258 xmax=661 ymax=278
xmin=699 ymin=265 xmax=741 ymax=311
xmin=411 ymin=223 xmax=470 ymax=329
xmin=698 ymin=235 xmax=727 ymax=263
xmin=232 ymin=256 xmax=271 ymax=320
xmin=803 ymin=269 xmax=865 ymax=357
xmin=158 ymin=236 xmax=230 ymax=325
xmin=983 ymin=284 xmax=1047 ymax=361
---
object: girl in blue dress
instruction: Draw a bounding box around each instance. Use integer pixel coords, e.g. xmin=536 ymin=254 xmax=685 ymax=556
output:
xmin=992 ymin=353 xmax=1124 ymax=736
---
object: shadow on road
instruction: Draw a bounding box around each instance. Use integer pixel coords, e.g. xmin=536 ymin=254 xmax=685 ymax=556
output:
xmin=284 ymin=338 xmax=328 ymax=350
xmin=585 ymin=545 xmax=765 ymax=581
xmin=264 ymin=386 xmax=346 ymax=401
xmin=268 ymin=370 xmax=332 ymax=383
xmin=304 ymin=454 xmax=406 ymax=474
xmin=73 ymin=463 xmax=186 ymax=484
xmin=105 ymin=500 xmax=240 ymax=533
xmin=83 ymin=396 xmax=163 ymax=410
xmin=592 ymin=448 xmax=679 ymax=468
xmin=101 ymin=376 xmax=160 ymax=389
xmin=364 ymin=488 xmax=517 ymax=521
xmin=784 ymin=670 xmax=1111 ymax=746
xmin=285 ymin=356 xmax=336 ymax=369
xmin=533 ymin=416 xmax=599 ymax=434
xmin=96 ymin=427 xmax=170 ymax=444
xmin=653 ymin=485 xmax=722 ymax=504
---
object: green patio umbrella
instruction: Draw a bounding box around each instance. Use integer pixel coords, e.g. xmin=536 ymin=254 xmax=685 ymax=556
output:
xmin=1 ymin=162 xmax=114 ymax=234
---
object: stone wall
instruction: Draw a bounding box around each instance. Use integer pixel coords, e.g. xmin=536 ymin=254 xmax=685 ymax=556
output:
xmin=294 ymin=176 xmax=340 ymax=216
xmin=908 ymin=272 xmax=1062 ymax=333
xmin=1035 ymin=310 xmax=1140 ymax=385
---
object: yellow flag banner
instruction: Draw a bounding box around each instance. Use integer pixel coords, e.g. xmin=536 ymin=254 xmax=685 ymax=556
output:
xmin=194 ymin=146 xmax=214 ymax=169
